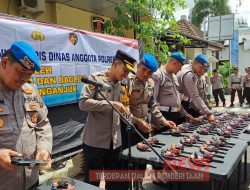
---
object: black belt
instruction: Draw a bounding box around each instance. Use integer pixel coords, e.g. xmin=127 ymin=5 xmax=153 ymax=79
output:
xmin=232 ymin=82 xmax=240 ymax=84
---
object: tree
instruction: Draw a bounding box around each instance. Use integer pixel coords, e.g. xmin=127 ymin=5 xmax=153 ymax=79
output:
xmin=189 ymin=0 xmax=231 ymax=28
xmin=218 ymin=61 xmax=235 ymax=89
xmin=104 ymin=0 xmax=189 ymax=63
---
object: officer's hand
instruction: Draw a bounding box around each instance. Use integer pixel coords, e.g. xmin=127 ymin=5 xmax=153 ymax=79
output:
xmin=207 ymin=114 xmax=216 ymax=123
xmin=207 ymin=104 xmax=212 ymax=110
xmin=136 ymin=119 xmax=152 ymax=133
xmin=112 ymin=102 xmax=129 ymax=116
xmin=186 ymin=114 xmax=201 ymax=123
xmin=0 ymin=148 xmax=22 ymax=171
xmin=163 ymin=120 xmax=177 ymax=129
xmin=35 ymin=150 xmax=51 ymax=170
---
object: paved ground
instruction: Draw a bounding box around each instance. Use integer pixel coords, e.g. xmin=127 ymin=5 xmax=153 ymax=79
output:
xmin=40 ymin=95 xmax=250 ymax=190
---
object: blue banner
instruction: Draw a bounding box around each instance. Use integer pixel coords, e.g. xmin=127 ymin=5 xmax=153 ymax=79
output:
xmin=230 ymin=29 xmax=239 ymax=66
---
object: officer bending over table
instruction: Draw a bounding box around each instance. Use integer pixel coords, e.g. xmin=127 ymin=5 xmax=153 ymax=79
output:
xmin=189 ymin=75 xmax=211 ymax=117
xmin=120 ymin=53 xmax=176 ymax=190
xmin=176 ymin=54 xmax=215 ymax=122
xmin=0 ymin=41 xmax=52 ymax=190
xmin=153 ymin=52 xmax=198 ymax=127
xmin=121 ymin=53 xmax=176 ymax=148
xmin=79 ymin=50 xmax=136 ymax=189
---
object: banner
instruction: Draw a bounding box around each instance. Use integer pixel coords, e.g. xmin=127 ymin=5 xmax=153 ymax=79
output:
xmin=0 ymin=14 xmax=139 ymax=107
xmin=230 ymin=29 xmax=239 ymax=66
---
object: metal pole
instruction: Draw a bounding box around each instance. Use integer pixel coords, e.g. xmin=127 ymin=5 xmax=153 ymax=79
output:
xmin=229 ymin=40 xmax=232 ymax=79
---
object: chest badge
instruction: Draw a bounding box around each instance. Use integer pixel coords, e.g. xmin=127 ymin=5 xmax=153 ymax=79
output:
xmin=24 ymin=89 xmax=33 ymax=95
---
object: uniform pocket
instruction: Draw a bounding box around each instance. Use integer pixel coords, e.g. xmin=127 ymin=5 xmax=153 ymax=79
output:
xmin=0 ymin=104 xmax=13 ymax=134
xmin=162 ymin=80 xmax=175 ymax=95
xmin=131 ymin=87 xmax=142 ymax=100
xmin=164 ymin=81 xmax=174 ymax=87
xmin=24 ymin=102 xmax=39 ymax=128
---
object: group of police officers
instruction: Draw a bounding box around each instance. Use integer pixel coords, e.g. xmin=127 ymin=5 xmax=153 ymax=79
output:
xmin=229 ymin=67 xmax=250 ymax=107
xmin=79 ymin=49 xmax=217 ymax=190
xmin=0 ymin=40 xmax=246 ymax=190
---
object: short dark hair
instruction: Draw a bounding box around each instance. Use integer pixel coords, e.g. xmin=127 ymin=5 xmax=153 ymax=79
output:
xmin=213 ymin=69 xmax=217 ymax=73
xmin=1 ymin=49 xmax=18 ymax=64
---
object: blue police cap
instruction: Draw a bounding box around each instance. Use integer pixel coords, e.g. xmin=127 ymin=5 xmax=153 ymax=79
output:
xmin=10 ymin=41 xmax=40 ymax=71
xmin=141 ymin=53 xmax=158 ymax=72
xmin=195 ymin=54 xmax=209 ymax=71
xmin=171 ymin=52 xmax=186 ymax=64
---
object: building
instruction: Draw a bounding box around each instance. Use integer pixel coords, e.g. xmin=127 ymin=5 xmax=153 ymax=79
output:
xmin=165 ymin=15 xmax=222 ymax=68
xmin=0 ymin=0 xmax=133 ymax=37
xmin=219 ymin=19 xmax=250 ymax=74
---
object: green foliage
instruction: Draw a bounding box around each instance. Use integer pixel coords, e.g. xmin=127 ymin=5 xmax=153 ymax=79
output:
xmin=189 ymin=0 xmax=231 ymax=28
xmin=218 ymin=61 xmax=235 ymax=88
xmin=104 ymin=0 xmax=189 ymax=64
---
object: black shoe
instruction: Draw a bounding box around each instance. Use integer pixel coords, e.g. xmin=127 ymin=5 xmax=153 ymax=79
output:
xmin=223 ymin=102 xmax=226 ymax=107
xmin=230 ymin=104 xmax=234 ymax=107
xmin=240 ymin=104 xmax=243 ymax=107
xmin=216 ymin=103 xmax=219 ymax=107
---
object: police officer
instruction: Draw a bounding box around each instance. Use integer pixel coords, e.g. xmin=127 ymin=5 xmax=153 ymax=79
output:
xmin=120 ymin=53 xmax=176 ymax=190
xmin=243 ymin=67 xmax=250 ymax=107
xmin=176 ymin=54 xmax=215 ymax=122
xmin=153 ymin=52 xmax=197 ymax=126
xmin=230 ymin=67 xmax=243 ymax=107
xmin=122 ymin=53 xmax=176 ymax=146
xmin=79 ymin=50 xmax=136 ymax=189
xmin=210 ymin=69 xmax=226 ymax=107
xmin=189 ymin=75 xmax=211 ymax=117
xmin=0 ymin=41 xmax=52 ymax=190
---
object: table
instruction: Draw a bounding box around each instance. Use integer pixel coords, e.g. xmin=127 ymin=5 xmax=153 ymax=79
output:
xmin=38 ymin=177 xmax=102 ymax=190
xmin=121 ymin=132 xmax=248 ymax=190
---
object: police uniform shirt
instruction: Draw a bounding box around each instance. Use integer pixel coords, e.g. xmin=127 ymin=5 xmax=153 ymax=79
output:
xmin=190 ymin=76 xmax=210 ymax=109
xmin=176 ymin=64 xmax=212 ymax=116
xmin=243 ymin=74 xmax=250 ymax=88
xmin=79 ymin=71 xmax=123 ymax=150
xmin=230 ymin=73 xmax=243 ymax=90
xmin=210 ymin=74 xmax=223 ymax=90
xmin=153 ymin=66 xmax=188 ymax=117
xmin=0 ymin=82 xmax=52 ymax=190
xmin=128 ymin=75 xmax=166 ymax=127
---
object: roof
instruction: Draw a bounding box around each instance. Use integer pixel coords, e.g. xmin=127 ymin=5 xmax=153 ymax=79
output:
xmin=166 ymin=16 xmax=223 ymax=50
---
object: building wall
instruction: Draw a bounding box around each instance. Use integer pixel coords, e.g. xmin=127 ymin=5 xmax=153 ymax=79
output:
xmin=185 ymin=48 xmax=203 ymax=60
xmin=0 ymin=0 xmax=134 ymax=38
xmin=0 ymin=0 xmax=57 ymax=23
xmin=219 ymin=44 xmax=250 ymax=74
xmin=219 ymin=26 xmax=250 ymax=74
xmin=238 ymin=44 xmax=250 ymax=74
xmin=55 ymin=3 xmax=109 ymax=31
